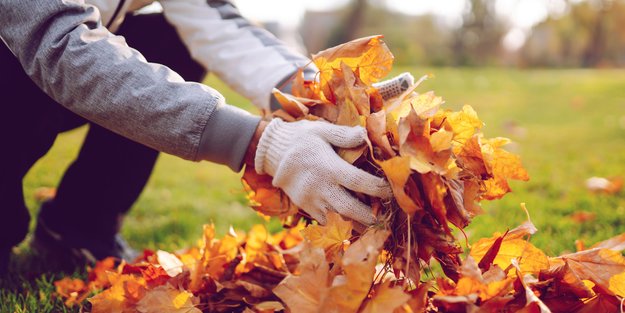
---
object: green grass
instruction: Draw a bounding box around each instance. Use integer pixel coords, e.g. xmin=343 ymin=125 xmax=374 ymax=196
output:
xmin=3 ymin=69 xmax=625 ymax=311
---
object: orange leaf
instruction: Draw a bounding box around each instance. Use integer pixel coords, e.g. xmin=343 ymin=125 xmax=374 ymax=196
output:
xmin=362 ymin=280 xmax=411 ymax=313
xmin=273 ymin=246 xmax=330 ymax=313
xmin=378 ymin=156 xmax=421 ymax=214
xmin=313 ymin=35 xmax=393 ymax=94
xmin=136 ymin=284 xmax=201 ymax=313
xmin=300 ymin=212 xmax=353 ymax=261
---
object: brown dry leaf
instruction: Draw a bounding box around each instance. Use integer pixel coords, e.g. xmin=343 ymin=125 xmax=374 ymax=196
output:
xmin=539 ymin=263 xmax=594 ymax=298
xmin=300 ymin=211 xmax=353 ymax=261
xmin=361 ymin=280 xmax=411 ymax=313
xmin=136 ymin=284 xmax=201 ymax=313
xmin=273 ymin=245 xmax=330 ymax=313
xmin=366 ymin=110 xmax=395 ymax=158
xmin=421 ymin=173 xmax=450 ymax=231
xmin=398 ymin=108 xmax=455 ymax=177
xmin=555 ymin=248 xmax=625 ymax=294
xmin=313 ymin=35 xmax=393 ymax=94
xmin=378 ymin=156 xmax=421 ymax=214
xmin=589 ymin=233 xmax=625 ymax=251
xmin=322 ymin=230 xmax=390 ymax=313
xmin=272 ymin=88 xmax=310 ymax=118
xmin=511 ymin=259 xmax=552 ymax=313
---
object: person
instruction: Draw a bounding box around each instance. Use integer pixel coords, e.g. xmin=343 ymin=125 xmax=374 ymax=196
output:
xmin=0 ymin=0 xmax=397 ymax=272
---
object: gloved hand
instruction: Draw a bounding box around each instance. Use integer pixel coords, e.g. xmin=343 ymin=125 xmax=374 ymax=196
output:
xmin=254 ymin=119 xmax=392 ymax=225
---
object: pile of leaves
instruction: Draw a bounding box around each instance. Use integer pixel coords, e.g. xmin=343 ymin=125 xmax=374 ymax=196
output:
xmin=243 ymin=35 xmax=529 ymax=282
xmin=53 ymin=36 xmax=625 ymax=312
xmin=55 ymin=209 xmax=625 ymax=312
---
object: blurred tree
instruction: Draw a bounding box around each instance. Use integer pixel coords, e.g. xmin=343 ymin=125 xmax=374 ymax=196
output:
xmin=452 ymin=0 xmax=507 ymax=66
xmin=521 ymin=0 xmax=625 ymax=67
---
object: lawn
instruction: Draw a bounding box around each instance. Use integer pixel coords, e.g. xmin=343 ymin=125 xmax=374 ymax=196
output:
xmin=2 ymin=69 xmax=625 ymax=312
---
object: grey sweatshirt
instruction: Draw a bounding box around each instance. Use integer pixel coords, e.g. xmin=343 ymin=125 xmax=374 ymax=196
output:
xmin=0 ymin=0 xmax=266 ymax=171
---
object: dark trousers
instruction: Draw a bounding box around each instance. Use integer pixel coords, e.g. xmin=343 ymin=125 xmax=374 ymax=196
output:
xmin=0 ymin=13 xmax=205 ymax=251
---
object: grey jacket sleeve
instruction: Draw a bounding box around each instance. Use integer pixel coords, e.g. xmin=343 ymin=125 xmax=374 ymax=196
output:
xmin=0 ymin=0 xmax=260 ymax=171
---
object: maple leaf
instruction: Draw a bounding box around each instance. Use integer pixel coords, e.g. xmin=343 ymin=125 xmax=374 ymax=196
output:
xmin=437 ymin=105 xmax=483 ymax=146
xmin=321 ymin=230 xmax=390 ymax=313
xmin=313 ymin=35 xmax=393 ymax=98
xmin=273 ymin=245 xmax=330 ymax=313
xmin=361 ymin=280 xmax=411 ymax=313
xmin=89 ymin=274 xmax=146 ymax=313
xmin=391 ymin=91 xmax=443 ymax=121
xmin=480 ymin=137 xmax=530 ymax=200
xmin=378 ymin=156 xmax=421 ymax=214
xmin=300 ymin=211 xmax=353 ymax=261
xmin=470 ymin=211 xmax=549 ymax=275
xmin=136 ymin=284 xmax=201 ymax=313
xmin=554 ymin=248 xmax=625 ymax=295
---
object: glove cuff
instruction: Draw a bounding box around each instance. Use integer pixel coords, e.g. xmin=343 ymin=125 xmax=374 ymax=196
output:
xmin=254 ymin=118 xmax=296 ymax=175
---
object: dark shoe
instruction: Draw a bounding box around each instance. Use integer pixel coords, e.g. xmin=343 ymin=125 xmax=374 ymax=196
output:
xmin=31 ymin=202 xmax=138 ymax=269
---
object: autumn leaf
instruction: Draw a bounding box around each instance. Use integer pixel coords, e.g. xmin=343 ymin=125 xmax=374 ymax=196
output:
xmin=273 ymin=245 xmax=330 ymax=313
xmin=555 ymin=248 xmax=625 ymax=295
xmin=300 ymin=211 xmax=353 ymax=261
xmin=89 ymin=274 xmax=145 ymax=313
xmin=136 ymin=284 xmax=201 ymax=313
xmin=322 ymin=230 xmax=390 ymax=313
xmin=156 ymin=250 xmax=183 ymax=277
xmin=313 ymin=35 xmax=393 ymax=94
xmin=362 ymin=280 xmax=411 ymax=313
xmin=378 ymin=156 xmax=421 ymax=214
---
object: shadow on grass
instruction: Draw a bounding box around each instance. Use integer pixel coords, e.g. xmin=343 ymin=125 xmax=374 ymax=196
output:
xmin=1 ymin=244 xmax=88 ymax=313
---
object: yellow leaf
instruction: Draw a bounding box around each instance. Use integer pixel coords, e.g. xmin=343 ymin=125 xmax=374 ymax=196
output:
xmin=313 ymin=35 xmax=393 ymax=88
xmin=470 ymin=238 xmax=549 ymax=275
xmin=608 ymin=271 xmax=625 ymax=297
xmin=440 ymin=105 xmax=483 ymax=145
xmin=300 ymin=212 xmax=353 ymax=261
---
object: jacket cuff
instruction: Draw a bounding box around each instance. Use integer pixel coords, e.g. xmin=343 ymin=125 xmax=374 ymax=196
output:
xmin=197 ymin=103 xmax=261 ymax=172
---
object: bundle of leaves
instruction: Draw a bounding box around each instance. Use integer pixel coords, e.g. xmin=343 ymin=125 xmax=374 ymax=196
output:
xmin=242 ymin=35 xmax=529 ymax=283
xmin=55 ymin=209 xmax=625 ymax=312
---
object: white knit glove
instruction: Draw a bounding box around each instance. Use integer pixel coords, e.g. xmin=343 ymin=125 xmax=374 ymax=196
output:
xmin=372 ymin=72 xmax=415 ymax=100
xmin=255 ymin=119 xmax=392 ymax=225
